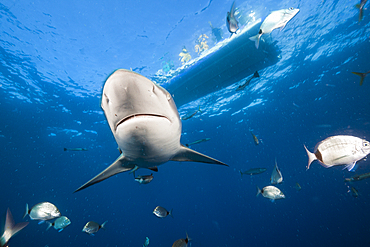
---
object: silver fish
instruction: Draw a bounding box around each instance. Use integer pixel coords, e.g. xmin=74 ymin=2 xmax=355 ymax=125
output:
xmin=185 ymin=138 xmax=210 ymax=147
xmin=226 ymin=1 xmax=239 ymax=34
xmin=82 ymin=221 xmax=107 ymax=235
xmin=23 ymin=202 xmax=61 ymax=221
xmin=0 ymin=208 xmax=28 ymax=247
xmin=64 ymin=147 xmax=88 ymax=151
xmin=270 ymin=159 xmax=283 ymax=184
xmin=304 ymin=135 xmax=370 ymax=171
xmin=249 ymin=7 xmax=299 ymax=49
xmin=172 ymin=232 xmax=191 ymax=247
xmin=135 ymin=174 xmax=153 ymax=184
xmin=46 ymin=216 xmax=71 ymax=232
xmin=239 ymin=168 xmax=267 ymax=177
xmin=256 ymin=185 xmax=285 ymax=201
xmin=345 ymin=171 xmax=370 ymax=182
xmin=153 ymin=206 xmax=173 ymax=218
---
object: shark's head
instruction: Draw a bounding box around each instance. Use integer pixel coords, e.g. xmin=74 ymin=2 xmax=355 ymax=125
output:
xmin=101 ymin=69 xmax=181 ymax=164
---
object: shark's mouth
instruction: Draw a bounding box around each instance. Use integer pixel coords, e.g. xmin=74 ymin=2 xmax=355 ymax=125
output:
xmin=115 ymin=114 xmax=170 ymax=130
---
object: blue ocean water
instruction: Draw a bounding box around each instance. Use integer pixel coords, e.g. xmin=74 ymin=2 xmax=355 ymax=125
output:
xmin=1 ymin=0 xmax=370 ymax=246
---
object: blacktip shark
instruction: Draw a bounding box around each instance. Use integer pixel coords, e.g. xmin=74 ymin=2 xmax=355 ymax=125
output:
xmin=249 ymin=7 xmax=299 ymax=49
xmin=74 ymin=69 xmax=227 ymax=192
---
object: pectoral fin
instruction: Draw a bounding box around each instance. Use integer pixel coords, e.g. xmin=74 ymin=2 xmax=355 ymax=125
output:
xmin=74 ymin=154 xmax=134 ymax=193
xmin=170 ymin=145 xmax=228 ymax=166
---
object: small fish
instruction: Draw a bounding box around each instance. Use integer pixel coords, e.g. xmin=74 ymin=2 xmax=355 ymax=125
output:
xmin=64 ymin=147 xmax=88 ymax=151
xmin=345 ymin=172 xmax=370 ymax=182
xmin=135 ymin=174 xmax=154 ymax=184
xmin=209 ymin=21 xmax=223 ymax=42
xmin=352 ymin=70 xmax=370 ymax=86
xmin=82 ymin=221 xmax=107 ymax=235
xmin=181 ymin=106 xmax=201 ymax=120
xmin=249 ymin=7 xmax=300 ymax=49
xmin=236 ymin=71 xmax=260 ymax=91
xmin=226 ymin=1 xmax=239 ymax=35
xmin=271 ymin=159 xmax=283 ymax=184
xmin=351 ymin=186 xmax=359 ymax=198
xmin=153 ymin=206 xmax=173 ymax=218
xmin=143 ymin=237 xmax=150 ymax=247
xmin=250 ymin=131 xmax=259 ymax=145
xmin=304 ymin=135 xmax=370 ymax=171
xmin=0 ymin=208 xmax=28 ymax=247
xmin=295 ymin=182 xmax=302 ymax=191
xmin=256 ymin=185 xmax=285 ymax=201
xmin=46 ymin=216 xmax=71 ymax=232
xmin=23 ymin=202 xmax=61 ymax=222
xmin=172 ymin=232 xmax=191 ymax=247
xmin=185 ymin=138 xmax=210 ymax=147
xmin=355 ymin=0 xmax=368 ymax=22
xmin=239 ymin=168 xmax=267 ymax=177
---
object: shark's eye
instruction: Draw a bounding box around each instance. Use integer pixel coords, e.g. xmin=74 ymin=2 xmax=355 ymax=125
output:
xmin=289 ymin=7 xmax=294 ymax=10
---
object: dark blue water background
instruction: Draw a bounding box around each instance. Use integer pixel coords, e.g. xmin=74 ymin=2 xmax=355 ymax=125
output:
xmin=1 ymin=0 xmax=370 ymax=246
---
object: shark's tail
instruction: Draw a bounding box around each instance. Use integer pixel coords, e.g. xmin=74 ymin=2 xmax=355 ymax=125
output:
xmin=249 ymin=34 xmax=262 ymax=49
xmin=352 ymin=71 xmax=367 ymax=86
xmin=0 ymin=208 xmax=29 ymax=247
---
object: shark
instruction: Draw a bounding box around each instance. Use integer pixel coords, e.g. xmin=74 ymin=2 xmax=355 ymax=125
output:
xmin=74 ymin=69 xmax=228 ymax=192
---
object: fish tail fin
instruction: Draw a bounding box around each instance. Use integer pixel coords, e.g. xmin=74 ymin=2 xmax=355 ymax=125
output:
xmin=304 ymin=145 xmax=317 ymax=170
xmin=169 ymin=209 xmax=174 ymax=218
xmin=249 ymin=34 xmax=261 ymax=49
xmin=1 ymin=208 xmax=29 ymax=246
xmin=63 ymin=148 xmax=67 ymax=151
xmin=23 ymin=204 xmax=29 ymax=219
xmin=254 ymin=71 xmax=260 ymax=78
xmin=239 ymin=170 xmax=243 ymax=178
xmin=343 ymin=162 xmax=357 ymax=172
xmin=186 ymin=232 xmax=192 ymax=242
xmin=256 ymin=186 xmax=261 ymax=197
xmin=352 ymin=72 xmax=366 ymax=85
xmin=100 ymin=221 xmax=108 ymax=230
xmin=46 ymin=222 xmax=53 ymax=231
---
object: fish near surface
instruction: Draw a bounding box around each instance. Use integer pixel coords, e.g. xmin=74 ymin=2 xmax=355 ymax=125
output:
xmin=0 ymin=208 xmax=28 ymax=247
xmin=249 ymin=7 xmax=299 ymax=49
xmin=304 ymin=135 xmax=370 ymax=171
xmin=74 ymin=69 xmax=227 ymax=192
xmin=226 ymin=1 xmax=239 ymax=34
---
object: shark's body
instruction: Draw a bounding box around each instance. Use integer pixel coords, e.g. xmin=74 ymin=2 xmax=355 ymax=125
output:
xmin=75 ymin=69 xmax=227 ymax=192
